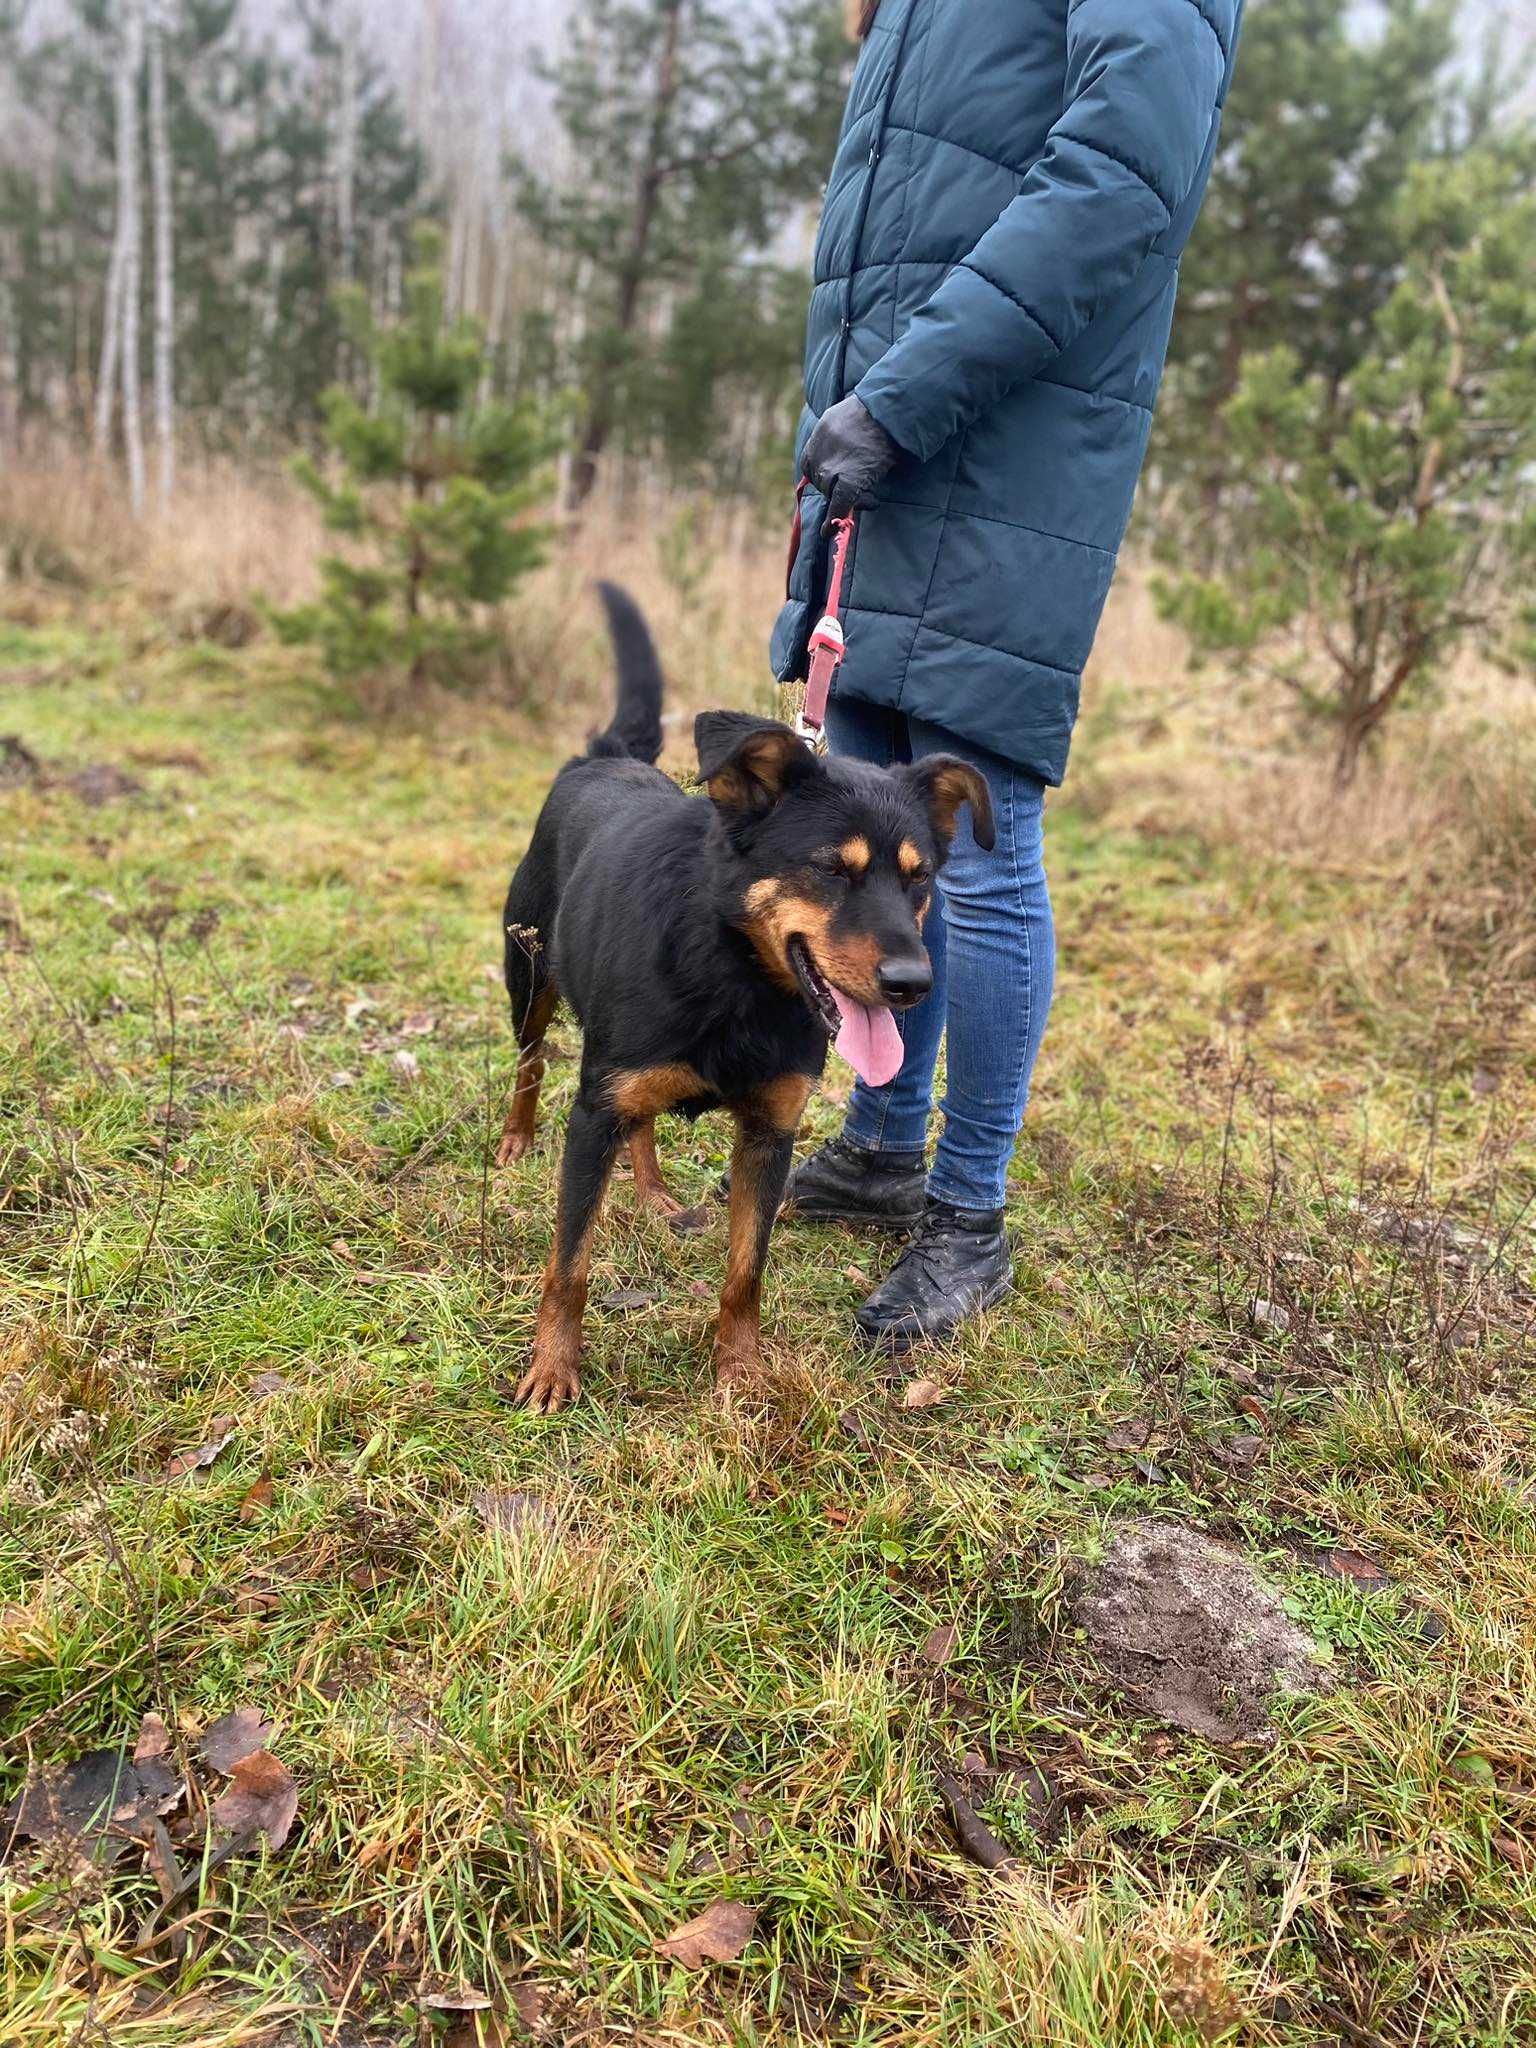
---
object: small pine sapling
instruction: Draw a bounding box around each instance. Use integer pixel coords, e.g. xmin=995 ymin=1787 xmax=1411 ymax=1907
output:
xmin=273 ymin=228 xmax=551 ymax=697
xmin=1157 ymin=146 xmax=1536 ymax=785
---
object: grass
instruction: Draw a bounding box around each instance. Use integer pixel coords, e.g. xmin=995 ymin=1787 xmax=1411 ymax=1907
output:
xmin=2 ymin=571 xmax=1534 ymax=2048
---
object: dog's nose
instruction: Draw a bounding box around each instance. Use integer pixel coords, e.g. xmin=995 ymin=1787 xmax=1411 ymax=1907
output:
xmin=877 ymin=958 xmax=933 ymax=1003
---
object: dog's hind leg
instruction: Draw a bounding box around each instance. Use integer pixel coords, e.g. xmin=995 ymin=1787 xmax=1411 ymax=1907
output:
xmin=498 ymin=916 xmax=558 ymax=1166
xmin=713 ymin=1077 xmax=812 ymax=1391
xmin=516 ymin=1096 xmax=622 ymax=1415
xmin=627 ymin=1119 xmax=694 ymax=1223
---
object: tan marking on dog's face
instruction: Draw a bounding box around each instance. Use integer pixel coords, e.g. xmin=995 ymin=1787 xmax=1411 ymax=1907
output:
xmin=742 ymin=879 xmax=892 ymax=1005
xmin=608 ymin=1063 xmax=709 ymax=1122
xmin=898 ymin=840 xmax=927 ymax=878
xmin=838 ymin=835 xmax=871 ymax=877
xmin=742 ymin=878 xmax=823 ymax=992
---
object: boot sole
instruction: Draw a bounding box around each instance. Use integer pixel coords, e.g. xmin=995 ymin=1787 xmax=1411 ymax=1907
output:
xmin=857 ymin=1270 xmax=1015 ymax=1354
xmin=781 ymin=1198 xmax=924 ymax=1233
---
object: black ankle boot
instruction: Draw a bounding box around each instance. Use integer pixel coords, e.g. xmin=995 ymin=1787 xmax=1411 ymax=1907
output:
xmin=854 ymin=1197 xmax=1012 ymax=1350
xmin=782 ymin=1134 xmax=926 ymax=1230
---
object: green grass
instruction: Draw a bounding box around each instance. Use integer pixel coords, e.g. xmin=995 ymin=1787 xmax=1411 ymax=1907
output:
xmin=2 ymin=621 xmax=1534 ymax=2046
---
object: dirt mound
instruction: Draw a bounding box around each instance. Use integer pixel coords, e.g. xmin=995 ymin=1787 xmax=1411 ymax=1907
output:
xmin=1073 ymin=1521 xmax=1329 ymax=1743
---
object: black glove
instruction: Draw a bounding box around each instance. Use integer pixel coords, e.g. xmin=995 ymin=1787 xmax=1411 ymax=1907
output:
xmin=802 ymin=394 xmax=900 ymax=517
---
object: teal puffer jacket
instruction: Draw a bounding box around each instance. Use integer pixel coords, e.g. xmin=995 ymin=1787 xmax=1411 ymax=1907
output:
xmin=772 ymin=0 xmax=1243 ymax=783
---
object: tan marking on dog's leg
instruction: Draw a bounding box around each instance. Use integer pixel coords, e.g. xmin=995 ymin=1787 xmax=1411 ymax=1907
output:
xmin=497 ymin=980 xmax=559 ymax=1165
xmin=713 ymin=1108 xmax=796 ymax=1393
xmin=515 ymin=1100 xmax=620 ymax=1415
xmin=629 ymin=1119 xmax=686 ymax=1219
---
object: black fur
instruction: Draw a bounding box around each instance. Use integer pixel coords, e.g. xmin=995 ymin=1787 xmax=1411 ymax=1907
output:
xmin=500 ymin=584 xmax=992 ymax=1409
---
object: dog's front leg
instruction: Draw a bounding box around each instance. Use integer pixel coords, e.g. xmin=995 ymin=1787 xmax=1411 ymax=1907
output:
xmin=714 ymin=1078 xmax=810 ymax=1390
xmin=516 ymin=1096 xmax=621 ymax=1415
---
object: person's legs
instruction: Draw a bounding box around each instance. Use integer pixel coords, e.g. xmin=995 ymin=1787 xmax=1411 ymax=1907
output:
xmin=851 ymin=719 xmax=1055 ymax=1349
xmin=821 ymin=696 xmax=946 ymax=1159
xmin=905 ymin=716 xmax=1055 ymax=1212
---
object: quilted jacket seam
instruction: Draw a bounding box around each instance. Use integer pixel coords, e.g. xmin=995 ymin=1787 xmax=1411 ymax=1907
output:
xmin=959 ymin=260 xmax=1065 ymax=354
xmin=1053 ymin=127 xmax=1174 ymax=220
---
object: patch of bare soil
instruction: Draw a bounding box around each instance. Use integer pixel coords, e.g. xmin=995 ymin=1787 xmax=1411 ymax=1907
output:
xmin=1072 ymin=1520 xmax=1329 ymax=1743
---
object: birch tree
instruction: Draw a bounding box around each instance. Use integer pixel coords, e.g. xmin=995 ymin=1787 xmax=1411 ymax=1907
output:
xmin=148 ymin=0 xmax=174 ymax=507
xmin=117 ymin=0 xmax=146 ymax=513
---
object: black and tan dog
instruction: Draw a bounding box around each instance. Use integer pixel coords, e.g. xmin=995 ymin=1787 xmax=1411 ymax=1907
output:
xmin=499 ymin=584 xmax=993 ymax=1412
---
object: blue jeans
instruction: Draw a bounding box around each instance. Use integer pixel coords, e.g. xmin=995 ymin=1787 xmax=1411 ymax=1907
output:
xmin=824 ymin=697 xmax=1055 ymax=1212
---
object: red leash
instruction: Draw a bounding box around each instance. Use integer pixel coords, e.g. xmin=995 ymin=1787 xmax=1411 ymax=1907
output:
xmin=786 ymin=478 xmax=856 ymax=738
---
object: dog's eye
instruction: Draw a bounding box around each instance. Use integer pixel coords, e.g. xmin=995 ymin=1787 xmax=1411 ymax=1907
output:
xmin=906 ymin=865 xmax=931 ymax=889
xmin=808 ymin=852 xmax=848 ymax=880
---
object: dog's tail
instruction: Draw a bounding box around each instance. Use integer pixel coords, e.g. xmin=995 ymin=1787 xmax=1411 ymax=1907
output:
xmin=587 ymin=581 xmax=665 ymax=765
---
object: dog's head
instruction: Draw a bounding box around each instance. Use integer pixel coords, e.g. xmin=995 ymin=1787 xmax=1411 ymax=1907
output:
xmin=695 ymin=711 xmax=993 ymax=1086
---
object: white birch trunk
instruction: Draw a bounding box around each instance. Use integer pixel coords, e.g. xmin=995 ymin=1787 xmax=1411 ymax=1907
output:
xmin=93 ymin=2 xmax=133 ymax=460
xmin=148 ymin=3 xmax=174 ymax=508
xmin=335 ymin=10 xmax=358 ymax=283
xmin=118 ymin=0 xmax=147 ymax=515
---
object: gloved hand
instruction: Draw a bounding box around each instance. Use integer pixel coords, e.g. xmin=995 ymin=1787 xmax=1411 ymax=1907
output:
xmin=802 ymin=394 xmax=901 ymax=517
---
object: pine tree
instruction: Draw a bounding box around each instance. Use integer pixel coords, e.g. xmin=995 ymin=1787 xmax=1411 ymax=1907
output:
xmin=272 ymin=228 xmax=551 ymax=698
xmin=516 ymin=0 xmax=848 ymax=509
xmin=1156 ymin=143 xmax=1536 ymax=786
xmin=1159 ymin=0 xmax=1465 ymax=529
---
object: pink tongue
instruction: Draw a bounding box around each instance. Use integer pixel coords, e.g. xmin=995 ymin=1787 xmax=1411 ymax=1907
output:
xmin=831 ymin=988 xmax=905 ymax=1088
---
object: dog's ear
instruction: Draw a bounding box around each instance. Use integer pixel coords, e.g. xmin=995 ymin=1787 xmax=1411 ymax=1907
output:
xmin=903 ymin=757 xmax=996 ymax=850
xmin=695 ymin=711 xmax=816 ymax=817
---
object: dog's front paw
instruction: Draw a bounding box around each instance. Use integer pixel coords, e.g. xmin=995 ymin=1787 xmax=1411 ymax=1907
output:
xmin=496 ymin=1129 xmax=534 ymax=1167
xmin=514 ymin=1353 xmax=581 ymax=1415
xmin=712 ymin=1338 xmax=765 ymax=1397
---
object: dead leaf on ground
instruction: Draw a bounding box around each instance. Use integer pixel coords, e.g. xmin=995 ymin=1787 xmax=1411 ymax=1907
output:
xmin=210 ymin=1749 xmax=298 ymax=1850
xmin=344 ymin=995 xmax=376 ymax=1025
xmin=655 ymin=1897 xmax=757 ymax=1968
xmin=399 ymin=1012 xmax=437 ymax=1037
xmin=2 ymin=1748 xmax=182 ymax=1861
xmin=199 ymin=1706 xmax=278 ymax=1774
xmin=843 ymin=1265 xmax=872 ymax=1291
xmin=133 ymin=1712 xmax=171 ymax=1763
xmin=1105 ymin=1415 xmax=1155 ymax=1452
xmin=921 ymin=1622 xmax=958 ymax=1666
xmin=423 ymin=1983 xmax=495 ymax=2013
xmin=597 ymin=1287 xmax=659 ymax=1312
xmin=239 ymin=1473 xmax=274 ymax=1522
xmin=901 ymin=1378 xmax=946 ymax=1410
xmin=233 ymin=1578 xmax=284 ymax=1618
xmin=391 ymin=1048 xmax=421 ymax=1082
xmin=164 ymin=1414 xmax=237 ymax=1481
xmin=249 ymin=1369 xmax=291 ymax=1404
xmin=510 ymin=1982 xmax=548 ymax=2030
xmin=1315 ymin=1547 xmax=1392 ymax=1592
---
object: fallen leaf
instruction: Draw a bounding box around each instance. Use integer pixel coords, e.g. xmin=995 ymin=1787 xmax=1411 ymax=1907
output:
xmin=165 ymin=1415 xmax=236 ymax=1480
xmin=344 ymin=995 xmax=375 ymax=1025
xmin=824 ymin=1503 xmax=851 ymax=1530
xmin=133 ymin=1712 xmax=171 ymax=1763
xmin=399 ymin=1012 xmax=438 ymax=1037
xmin=1105 ymin=1415 xmax=1155 ymax=1452
xmin=510 ymin=1981 xmax=548 ymax=2030
xmin=597 ymin=1287 xmax=658 ymax=1312
xmin=1250 ymin=1296 xmax=1292 ymax=1334
xmin=2 ymin=1748 xmax=181 ymax=1861
xmin=1471 ymin=1067 xmax=1501 ymax=1098
xmin=1316 ymin=1547 xmax=1391 ymax=1592
xmin=330 ymin=1238 xmax=355 ymax=1261
xmin=210 ymin=1749 xmax=298 ymax=1850
xmin=199 ymin=1707 xmax=278 ymax=1774
xmin=688 ymin=1279 xmax=713 ymax=1299
xmin=475 ymin=1489 xmax=552 ymax=1538
xmin=1131 ymin=1456 xmax=1165 ymax=1484
xmin=655 ymin=1897 xmax=757 ymax=1968
xmin=901 ymin=1378 xmax=946 ymax=1410
xmin=1237 ymin=1395 xmax=1269 ymax=1429
xmin=391 ymin=1048 xmax=420 ymax=1082
xmin=423 ymin=1983 xmax=495 ymax=2013
xmin=249 ymin=1369 xmax=291 ymax=1404
xmin=843 ymin=1264 xmax=872 ymax=1291
xmin=921 ymin=1622 xmax=958 ymax=1666
xmin=233 ymin=1579 xmax=284 ymax=1618
xmin=239 ymin=1473 xmax=274 ymax=1523
xmin=327 ymin=1069 xmax=356 ymax=1088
